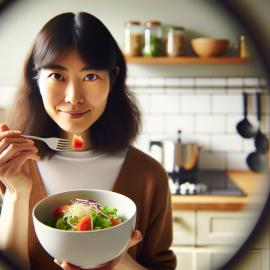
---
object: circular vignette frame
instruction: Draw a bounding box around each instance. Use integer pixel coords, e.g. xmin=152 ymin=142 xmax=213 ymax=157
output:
xmin=0 ymin=0 xmax=269 ymax=270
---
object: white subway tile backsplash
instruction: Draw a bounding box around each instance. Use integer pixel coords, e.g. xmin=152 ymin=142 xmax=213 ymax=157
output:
xmin=227 ymin=153 xmax=249 ymax=170
xmin=194 ymin=87 xmax=226 ymax=94
xmin=165 ymin=78 xmax=181 ymax=87
xmin=227 ymin=88 xmax=243 ymax=94
xmin=243 ymin=77 xmax=259 ymax=87
xmin=136 ymin=94 xmax=150 ymax=114
xmin=132 ymin=76 xmax=270 ymax=170
xmin=134 ymin=77 xmax=149 ymax=87
xmin=195 ymin=78 xmax=211 ymax=87
xmin=210 ymin=78 xmax=227 ymax=87
xmin=243 ymin=139 xmax=256 ymax=152
xmin=166 ymin=87 xmax=194 ymax=95
xmin=180 ymin=78 xmax=195 ymax=87
xmin=195 ymin=115 xmax=226 ymax=133
xmin=181 ymin=95 xmax=211 ymax=113
xmin=142 ymin=115 xmax=164 ymax=133
xmin=149 ymin=94 xmax=179 ymax=113
xmin=133 ymin=87 xmax=164 ymax=94
xmin=211 ymin=134 xmax=243 ymax=152
xmin=149 ymin=77 xmax=165 ymax=87
xmin=212 ymin=95 xmax=242 ymax=113
xmin=164 ymin=115 xmax=194 ymax=134
xmin=126 ymin=77 xmax=136 ymax=86
xmin=134 ymin=134 xmax=150 ymax=153
xmin=227 ymin=77 xmax=243 ymax=87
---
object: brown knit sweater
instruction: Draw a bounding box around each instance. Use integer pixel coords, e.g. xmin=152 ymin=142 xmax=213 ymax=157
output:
xmin=2 ymin=146 xmax=177 ymax=270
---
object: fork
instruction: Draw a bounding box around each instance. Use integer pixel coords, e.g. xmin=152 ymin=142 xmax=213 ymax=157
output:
xmin=22 ymin=135 xmax=72 ymax=151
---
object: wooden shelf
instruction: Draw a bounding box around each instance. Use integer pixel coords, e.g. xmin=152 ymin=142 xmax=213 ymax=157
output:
xmin=125 ymin=56 xmax=250 ymax=65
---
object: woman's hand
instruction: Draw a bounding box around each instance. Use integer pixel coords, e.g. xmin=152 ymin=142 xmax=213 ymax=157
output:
xmin=54 ymin=230 xmax=142 ymax=270
xmin=0 ymin=123 xmax=40 ymax=193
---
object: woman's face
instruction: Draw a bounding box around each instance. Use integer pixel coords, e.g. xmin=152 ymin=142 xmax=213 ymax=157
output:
xmin=38 ymin=50 xmax=111 ymax=137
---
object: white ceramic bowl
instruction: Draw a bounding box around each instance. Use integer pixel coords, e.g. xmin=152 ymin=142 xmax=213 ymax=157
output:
xmin=33 ymin=189 xmax=136 ymax=268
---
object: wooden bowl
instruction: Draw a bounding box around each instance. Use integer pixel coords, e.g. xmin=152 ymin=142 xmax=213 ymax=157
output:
xmin=191 ymin=38 xmax=230 ymax=57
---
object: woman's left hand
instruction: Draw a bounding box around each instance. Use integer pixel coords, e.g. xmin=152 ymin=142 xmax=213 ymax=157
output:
xmin=54 ymin=230 xmax=142 ymax=270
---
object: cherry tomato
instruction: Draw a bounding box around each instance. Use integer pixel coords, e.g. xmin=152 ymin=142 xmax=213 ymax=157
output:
xmin=53 ymin=205 xmax=70 ymax=218
xmin=110 ymin=217 xmax=122 ymax=227
xmin=76 ymin=215 xmax=92 ymax=231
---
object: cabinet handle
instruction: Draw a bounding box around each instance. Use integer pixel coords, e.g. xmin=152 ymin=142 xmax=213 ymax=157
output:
xmin=173 ymin=216 xmax=191 ymax=231
xmin=173 ymin=217 xmax=183 ymax=224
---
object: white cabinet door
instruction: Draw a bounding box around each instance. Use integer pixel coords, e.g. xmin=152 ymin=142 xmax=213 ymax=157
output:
xmin=194 ymin=246 xmax=235 ymax=270
xmin=196 ymin=211 xmax=257 ymax=246
xmin=171 ymin=247 xmax=194 ymax=270
xmin=172 ymin=211 xmax=196 ymax=245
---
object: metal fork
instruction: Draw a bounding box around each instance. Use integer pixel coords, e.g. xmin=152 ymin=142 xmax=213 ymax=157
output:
xmin=22 ymin=135 xmax=72 ymax=151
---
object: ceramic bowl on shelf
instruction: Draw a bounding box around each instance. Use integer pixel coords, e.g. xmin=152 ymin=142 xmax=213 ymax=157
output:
xmin=191 ymin=38 xmax=230 ymax=57
xmin=32 ymin=189 xmax=136 ymax=268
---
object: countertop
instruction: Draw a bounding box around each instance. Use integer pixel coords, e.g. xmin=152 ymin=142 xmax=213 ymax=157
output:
xmin=171 ymin=170 xmax=269 ymax=211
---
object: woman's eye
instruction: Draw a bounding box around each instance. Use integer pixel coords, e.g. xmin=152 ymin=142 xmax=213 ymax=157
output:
xmin=84 ymin=73 xmax=98 ymax=81
xmin=49 ymin=73 xmax=64 ymax=81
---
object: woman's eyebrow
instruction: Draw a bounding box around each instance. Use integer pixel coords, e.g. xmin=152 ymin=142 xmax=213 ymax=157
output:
xmin=43 ymin=64 xmax=66 ymax=70
xmin=80 ymin=65 xmax=99 ymax=71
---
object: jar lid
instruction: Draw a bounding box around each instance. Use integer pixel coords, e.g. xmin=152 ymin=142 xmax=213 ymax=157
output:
xmin=124 ymin=20 xmax=141 ymax=26
xmin=165 ymin=25 xmax=185 ymax=31
xmin=144 ymin=20 xmax=161 ymax=27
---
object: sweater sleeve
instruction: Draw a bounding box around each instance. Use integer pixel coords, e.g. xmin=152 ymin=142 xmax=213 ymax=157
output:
xmin=139 ymin=165 xmax=177 ymax=270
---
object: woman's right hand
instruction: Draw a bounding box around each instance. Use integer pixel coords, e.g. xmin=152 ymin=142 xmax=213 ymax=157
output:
xmin=0 ymin=123 xmax=40 ymax=193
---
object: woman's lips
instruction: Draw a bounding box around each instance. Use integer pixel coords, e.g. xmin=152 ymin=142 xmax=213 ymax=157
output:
xmin=59 ymin=110 xmax=89 ymax=119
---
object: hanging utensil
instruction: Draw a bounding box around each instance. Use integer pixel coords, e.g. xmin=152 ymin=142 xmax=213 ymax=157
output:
xmin=254 ymin=92 xmax=269 ymax=153
xmin=236 ymin=92 xmax=257 ymax=138
xmin=246 ymin=150 xmax=268 ymax=172
xmin=246 ymin=92 xmax=269 ymax=172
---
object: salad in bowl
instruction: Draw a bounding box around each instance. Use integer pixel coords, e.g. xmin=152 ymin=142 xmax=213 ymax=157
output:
xmin=52 ymin=198 xmax=126 ymax=231
xmin=33 ymin=189 xmax=136 ymax=268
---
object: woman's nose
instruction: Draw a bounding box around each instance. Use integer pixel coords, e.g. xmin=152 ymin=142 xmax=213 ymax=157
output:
xmin=64 ymin=81 xmax=85 ymax=104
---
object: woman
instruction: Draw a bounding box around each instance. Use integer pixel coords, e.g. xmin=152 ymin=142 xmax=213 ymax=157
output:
xmin=0 ymin=12 xmax=176 ymax=270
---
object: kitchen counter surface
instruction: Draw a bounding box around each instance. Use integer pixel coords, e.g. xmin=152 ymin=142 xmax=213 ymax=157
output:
xmin=171 ymin=170 xmax=269 ymax=211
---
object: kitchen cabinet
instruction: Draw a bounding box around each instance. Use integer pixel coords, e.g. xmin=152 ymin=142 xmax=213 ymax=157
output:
xmin=172 ymin=209 xmax=257 ymax=270
xmin=196 ymin=211 xmax=257 ymax=246
xmin=171 ymin=171 xmax=270 ymax=270
xmin=172 ymin=210 xmax=269 ymax=270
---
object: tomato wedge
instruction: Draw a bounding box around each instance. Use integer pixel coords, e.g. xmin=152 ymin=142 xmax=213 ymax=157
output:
xmin=53 ymin=205 xmax=70 ymax=218
xmin=76 ymin=215 xmax=92 ymax=231
xmin=72 ymin=135 xmax=85 ymax=150
xmin=110 ymin=217 xmax=122 ymax=227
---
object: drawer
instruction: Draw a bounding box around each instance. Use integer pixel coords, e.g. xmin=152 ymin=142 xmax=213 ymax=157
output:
xmin=197 ymin=211 xmax=257 ymax=246
xmin=172 ymin=211 xmax=196 ymax=245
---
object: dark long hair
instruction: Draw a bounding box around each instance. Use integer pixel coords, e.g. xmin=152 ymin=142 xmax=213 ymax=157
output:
xmin=7 ymin=12 xmax=141 ymax=158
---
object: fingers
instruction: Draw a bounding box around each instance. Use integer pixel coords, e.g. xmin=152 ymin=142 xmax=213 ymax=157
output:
xmin=0 ymin=137 xmax=34 ymax=154
xmin=0 ymin=123 xmax=9 ymax=132
xmin=0 ymin=151 xmax=39 ymax=180
xmin=127 ymin=230 xmax=142 ymax=249
xmin=0 ymin=142 xmax=38 ymax=163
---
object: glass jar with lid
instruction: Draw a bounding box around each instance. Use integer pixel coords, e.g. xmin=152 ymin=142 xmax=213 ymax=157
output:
xmin=123 ymin=20 xmax=143 ymax=56
xmin=165 ymin=26 xmax=186 ymax=57
xmin=142 ymin=20 xmax=163 ymax=57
